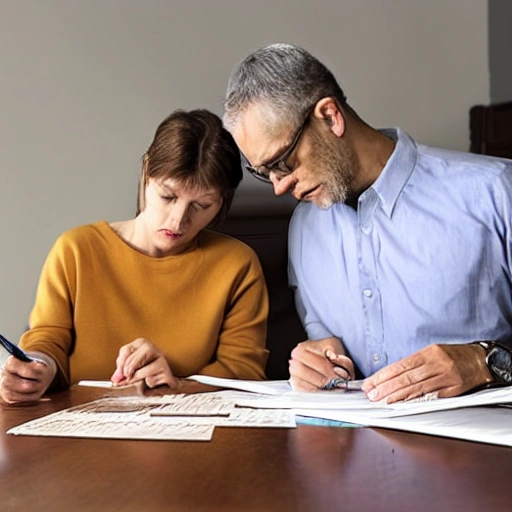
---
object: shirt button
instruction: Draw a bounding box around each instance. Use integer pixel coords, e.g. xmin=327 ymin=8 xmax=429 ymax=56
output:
xmin=373 ymin=353 xmax=381 ymax=363
xmin=361 ymin=225 xmax=372 ymax=235
xmin=363 ymin=289 xmax=373 ymax=298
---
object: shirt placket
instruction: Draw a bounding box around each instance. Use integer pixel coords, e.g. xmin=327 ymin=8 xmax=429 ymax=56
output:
xmin=357 ymin=189 xmax=387 ymax=373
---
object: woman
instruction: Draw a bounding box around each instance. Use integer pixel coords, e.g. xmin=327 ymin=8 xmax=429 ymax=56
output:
xmin=0 ymin=109 xmax=268 ymax=404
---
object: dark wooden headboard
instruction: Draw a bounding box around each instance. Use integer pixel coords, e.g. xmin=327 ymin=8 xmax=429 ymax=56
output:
xmin=470 ymin=101 xmax=512 ymax=158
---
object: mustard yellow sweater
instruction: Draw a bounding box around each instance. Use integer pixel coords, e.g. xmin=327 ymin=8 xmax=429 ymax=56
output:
xmin=20 ymin=221 xmax=269 ymax=390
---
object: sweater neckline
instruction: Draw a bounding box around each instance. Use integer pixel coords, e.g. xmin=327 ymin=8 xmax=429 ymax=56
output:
xmin=95 ymin=220 xmax=202 ymax=262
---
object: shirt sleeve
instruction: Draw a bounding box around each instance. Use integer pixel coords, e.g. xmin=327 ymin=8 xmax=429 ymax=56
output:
xmin=19 ymin=234 xmax=76 ymax=391
xmin=497 ymin=166 xmax=512 ymax=280
xmin=197 ymin=253 xmax=269 ymax=380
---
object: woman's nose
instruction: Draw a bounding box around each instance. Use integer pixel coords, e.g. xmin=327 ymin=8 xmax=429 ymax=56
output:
xmin=168 ymin=204 xmax=189 ymax=230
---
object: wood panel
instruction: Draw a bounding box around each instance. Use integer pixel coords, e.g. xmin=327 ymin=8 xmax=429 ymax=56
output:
xmin=470 ymin=101 xmax=512 ymax=158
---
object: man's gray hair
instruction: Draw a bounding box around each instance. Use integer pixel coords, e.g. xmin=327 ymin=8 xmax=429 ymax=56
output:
xmin=223 ymin=43 xmax=347 ymax=131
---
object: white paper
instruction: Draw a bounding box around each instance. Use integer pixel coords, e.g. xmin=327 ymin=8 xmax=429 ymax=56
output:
xmin=184 ymin=377 xmax=512 ymax=446
xmin=151 ymin=407 xmax=296 ymax=428
xmin=7 ymin=391 xmax=296 ymax=441
xmin=189 ymin=376 xmax=512 ymax=418
xmin=78 ymin=380 xmax=114 ymax=388
xmin=294 ymin=405 xmax=512 ymax=447
xmin=187 ymin=375 xmax=293 ymax=395
xmin=149 ymin=391 xmax=296 ymax=427
xmin=8 ymin=403 xmax=214 ymax=441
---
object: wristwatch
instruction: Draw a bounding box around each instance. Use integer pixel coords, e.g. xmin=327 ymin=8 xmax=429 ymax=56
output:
xmin=473 ymin=340 xmax=512 ymax=385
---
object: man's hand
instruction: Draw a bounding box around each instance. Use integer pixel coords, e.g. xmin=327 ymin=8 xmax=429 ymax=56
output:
xmin=111 ymin=338 xmax=178 ymax=389
xmin=288 ymin=337 xmax=355 ymax=391
xmin=0 ymin=352 xmax=57 ymax=404
xmin=362 ymin=343 xmax=492 ymax=403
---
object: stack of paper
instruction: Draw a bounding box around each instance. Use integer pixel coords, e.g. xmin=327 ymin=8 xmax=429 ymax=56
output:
xmin=188 ymin=375 xmax=512 ymax=447
xmin=8 ymin=377 xmax=512 ymax=446
xmin=7 ymin=390 xmax=296 ymax=442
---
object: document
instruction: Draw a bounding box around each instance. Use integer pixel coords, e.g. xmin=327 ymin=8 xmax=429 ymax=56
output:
xmin=188 ymin=375 xmax=512 ymax=418
xmin=187 ymin=376 xmax=512 ymax=447
xmin=294 ymin=405 xmax=512 ymax=448
xmin=149 ymin=390 xmax=296 ymax=427
xmin=8 ymin=398 xmax=215 ymax=441
xmin=7 ymin=391 xmax=296 ymax=441
xmin=17 ymin=377 xmax=512 ymax=446
xmin=235 ymin=385 xmax=512 ymax=418
xmin=187 ymin=375 xmax=293 ymax=395
xmin=78 ymin=380 xmax=114 ymax=388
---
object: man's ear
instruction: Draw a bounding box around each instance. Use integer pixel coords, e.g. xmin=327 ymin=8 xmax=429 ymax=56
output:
xmin=313 ymin=97 xmax=346 ymax=137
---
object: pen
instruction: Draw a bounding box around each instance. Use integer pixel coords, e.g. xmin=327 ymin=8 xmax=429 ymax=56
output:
xmin=0 ymin=333 xmax=33 ymax=362
xmin=322 ymin=378 xmax=365 ymax=391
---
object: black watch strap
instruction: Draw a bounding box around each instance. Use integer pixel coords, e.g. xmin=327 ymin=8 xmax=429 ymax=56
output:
xmin=473 ymin=340 xmax=512 ymax=386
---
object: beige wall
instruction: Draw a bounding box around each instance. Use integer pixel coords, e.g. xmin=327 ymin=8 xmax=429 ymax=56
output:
xmin=0 ymin=0 xmax=489 ymax=342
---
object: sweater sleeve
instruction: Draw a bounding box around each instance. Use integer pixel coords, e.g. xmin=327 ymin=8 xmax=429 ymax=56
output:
xmin=197 ymin=252 xmax=269 ymax=380
xmin=19 ymin=233 xmax=76 ymax=391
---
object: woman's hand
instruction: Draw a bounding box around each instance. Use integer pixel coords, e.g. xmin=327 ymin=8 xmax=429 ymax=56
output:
xmin=0 ymin=352 xmax=57 ymax=404
xmin=111 ymin=338 xmax=178 ymax=389
xmin=288 ymin=337 xmax=355 ymax=391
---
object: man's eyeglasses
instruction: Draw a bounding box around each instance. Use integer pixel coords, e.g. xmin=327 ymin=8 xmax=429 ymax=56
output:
xmin=243 ymin=109 xmax=312 ymax=184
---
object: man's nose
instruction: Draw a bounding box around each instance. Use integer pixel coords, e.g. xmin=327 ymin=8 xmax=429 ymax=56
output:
xmin=270 ymin=173 xmax=295 ymax=197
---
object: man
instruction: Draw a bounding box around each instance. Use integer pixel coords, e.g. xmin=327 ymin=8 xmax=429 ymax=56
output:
xmin=223 ymin=43 xmax=512 ymax=403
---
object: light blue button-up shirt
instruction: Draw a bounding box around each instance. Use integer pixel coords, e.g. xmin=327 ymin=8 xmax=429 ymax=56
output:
xmin=289 ymin=128 xmax=512 ymax=377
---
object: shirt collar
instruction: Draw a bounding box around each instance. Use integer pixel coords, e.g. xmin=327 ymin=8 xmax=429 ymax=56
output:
xmin=370 ymin=127 xmax=418 ymax=218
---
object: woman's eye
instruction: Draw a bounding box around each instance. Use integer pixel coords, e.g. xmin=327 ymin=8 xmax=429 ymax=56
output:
xmin=194 ymin=202 xmax=210 ymax=211
xmin=161 ymin=195 xmax=175 ymax=202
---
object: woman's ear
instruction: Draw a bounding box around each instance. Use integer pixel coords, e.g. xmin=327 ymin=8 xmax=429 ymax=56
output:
xmin=313 ymin=97 xmax=346 ymax=137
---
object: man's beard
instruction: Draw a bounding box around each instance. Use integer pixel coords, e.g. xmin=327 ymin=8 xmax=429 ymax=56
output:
xmin=309 ymin=129 xmax=357 ymax=209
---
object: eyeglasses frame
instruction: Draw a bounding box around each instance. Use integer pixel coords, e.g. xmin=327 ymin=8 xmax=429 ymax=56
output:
xmin=242 ymin=106 xmax=315 ymax=184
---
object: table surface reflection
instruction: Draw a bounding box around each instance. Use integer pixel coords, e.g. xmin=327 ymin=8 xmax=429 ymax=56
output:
xmin=0 ymin=385 xmax=511 ymax=512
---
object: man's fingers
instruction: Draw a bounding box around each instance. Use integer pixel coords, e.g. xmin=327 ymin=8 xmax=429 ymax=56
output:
xmin=372 ymin=377 xmax=455 ymax=404
xmin=325 ymin=350 xmax=355 ymax=380
xmin=362 ymin=343 xmax=481 ymax=403
xmin=333 ymin=365 xmax=351 ymax=379
xmin=288 ymin=375 xmax=323 ymax=392
xmin=293 ymin=345 xmax=337 ymax=375
xmin=288 ymin=359 xmax=333 ymax=390
xmin=290 ymin=342 xmax=355 ymax=390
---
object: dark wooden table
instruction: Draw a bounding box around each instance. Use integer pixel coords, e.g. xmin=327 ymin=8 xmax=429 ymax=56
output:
xmin=0 ymin=385 xmax=511 ymax=512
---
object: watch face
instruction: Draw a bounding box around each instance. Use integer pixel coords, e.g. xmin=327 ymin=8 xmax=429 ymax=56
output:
xmin=488 ymin=347 xmax=512 ymax=384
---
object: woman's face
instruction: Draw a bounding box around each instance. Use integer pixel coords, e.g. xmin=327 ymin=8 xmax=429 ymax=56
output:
xmin=138 ymin=177 xmax=223 ymax=257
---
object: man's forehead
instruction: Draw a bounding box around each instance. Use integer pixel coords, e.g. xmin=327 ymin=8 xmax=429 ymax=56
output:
xmin=232 ymin=104 xmax=290 ymax=165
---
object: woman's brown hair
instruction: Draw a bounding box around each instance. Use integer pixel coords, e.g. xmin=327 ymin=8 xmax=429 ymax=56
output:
xmin=137 ymin=109 xmax=242 ymax=225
